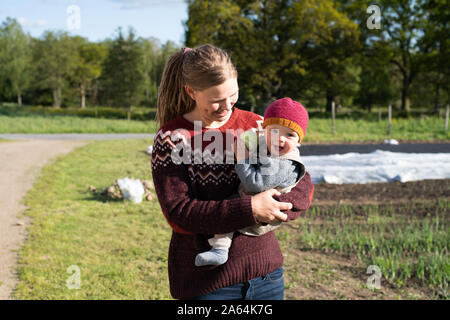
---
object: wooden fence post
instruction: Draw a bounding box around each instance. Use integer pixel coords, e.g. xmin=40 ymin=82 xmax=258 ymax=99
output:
xmin=388 ymin=104 xmax=392 ymax=136
xmin=445 ymin=105 xmax=449 ymax=131
xmin=331 ymin=101 xmax=336 ymax=135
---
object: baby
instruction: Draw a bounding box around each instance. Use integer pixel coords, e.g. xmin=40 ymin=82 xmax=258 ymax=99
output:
xmin=195 ymin=97 xmax=309 ymax=267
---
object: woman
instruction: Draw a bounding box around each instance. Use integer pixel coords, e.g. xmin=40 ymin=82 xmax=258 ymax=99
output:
xmin=151 ymin=44 xmax=314 ymax=300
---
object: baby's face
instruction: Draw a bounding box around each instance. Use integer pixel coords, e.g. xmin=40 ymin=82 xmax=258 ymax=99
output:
xmin=264 ymin=124 xmax=299 ymax=156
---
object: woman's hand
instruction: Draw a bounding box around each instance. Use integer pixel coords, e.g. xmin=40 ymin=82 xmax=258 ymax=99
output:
xmin=251 ymin=189 xmax=292 ymax=223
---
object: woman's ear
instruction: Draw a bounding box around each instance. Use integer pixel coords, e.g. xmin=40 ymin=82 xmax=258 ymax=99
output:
xmin=184 ymin=85 xmax=196 ymax=101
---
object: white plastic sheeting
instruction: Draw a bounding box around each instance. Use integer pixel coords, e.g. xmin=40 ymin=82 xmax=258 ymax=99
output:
xmin=301 ymin=150 xmax=450 ymax=184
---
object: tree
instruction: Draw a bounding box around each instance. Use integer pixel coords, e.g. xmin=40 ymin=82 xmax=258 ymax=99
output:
xmin=0 ymin=17 xmax=32 ymax=105
xmin=101 ymin=27 xmax=145 ymax=120
xmin=140 ymin=37 xmax=161 ymax=107
xmin=185 ymin=0 xmax=360 ymax=113
xmin=72 ymin=39 xmax=107 ymax=108
xmin=356 ymin=52 xmax=395 ymax=111
xmin=33 ymin=31 xmax=79 ymax=108
xmin=419 ymin=0 xmax=450 ymax=111
xmin=292 ymin=0 xmax=361 ymax=112
xmin=139 ymin=38 xmax=179 ymax=108
xmin=378 ymin=0 xmax=427 ymax=112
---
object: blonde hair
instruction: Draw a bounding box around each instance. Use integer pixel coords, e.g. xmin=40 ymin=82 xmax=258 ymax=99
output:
xmin=156 ymin=44 xmax=238 ymax=127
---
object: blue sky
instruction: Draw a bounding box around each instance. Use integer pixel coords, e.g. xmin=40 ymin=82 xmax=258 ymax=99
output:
xmin=0 ymin=0 xmax=188 ymax=44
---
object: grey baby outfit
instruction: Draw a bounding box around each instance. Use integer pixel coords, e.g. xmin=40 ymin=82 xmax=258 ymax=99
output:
xmin=194 ymin=136 xmax=306 ymax=267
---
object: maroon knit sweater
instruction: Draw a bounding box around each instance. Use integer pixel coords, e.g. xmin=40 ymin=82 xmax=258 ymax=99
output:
xmin=151 ymin=107 xmax=314 ymax=299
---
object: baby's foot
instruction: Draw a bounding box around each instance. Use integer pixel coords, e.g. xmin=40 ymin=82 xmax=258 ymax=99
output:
xmin=195 ymin=249 xmax=229 ymax=267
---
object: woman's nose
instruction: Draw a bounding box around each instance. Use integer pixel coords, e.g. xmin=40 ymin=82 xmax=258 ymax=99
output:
xmin=221 ymin=98 xmax=233 ymax=110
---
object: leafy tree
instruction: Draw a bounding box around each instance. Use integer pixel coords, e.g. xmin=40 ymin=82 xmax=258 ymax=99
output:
xmin=33 ymin=31 xmax=79 ymax=108
xmin=377 ymin=0 xmax=427 ymax=112
xmin=185 ymin=0 xmax=360 ymax=112
xmin=0 ymin=17 xmax=32 ymax=105
xmin=140 ymin=37 xmax=161 ymax=107
xmin=294 ymin=0 xmax=361 ymax=112
xmin=356 ymin=52 xmax=395 ymax=111
xmin=72 ymin=38 xmax=108 ymax=108
xmin=419 ymin=0 xmax=450 ymax=111
xmin=101 ymin=27 xmax=145 ymax=120
xmin=140 ymin=38 xmax=179 ymax=107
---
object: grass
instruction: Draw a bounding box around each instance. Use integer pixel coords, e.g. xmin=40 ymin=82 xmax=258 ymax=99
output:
xmin=1 ymin=104 xmax=449 ymax=142
xmin=0 ymin=104 xmax=157 ymax=133
xmin=304 ymin=117 xmax=450 ymax=143
xmin=281 ymin=199 xmax=449 ymax=298
xmin=0 ymin=114 xmax=157 ymax=134
xmin=15 ymin=139 xmax=172 ymax=299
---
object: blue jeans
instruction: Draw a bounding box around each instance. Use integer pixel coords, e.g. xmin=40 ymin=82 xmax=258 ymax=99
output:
xmin=193 ymin=267 xmax=284 ymax=300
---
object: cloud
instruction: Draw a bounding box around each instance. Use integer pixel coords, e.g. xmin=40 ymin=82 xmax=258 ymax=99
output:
xmin=108 ymin=0 xmax=184 ymax=9
xmin=18 ymin=17 xmax=48 ymax=28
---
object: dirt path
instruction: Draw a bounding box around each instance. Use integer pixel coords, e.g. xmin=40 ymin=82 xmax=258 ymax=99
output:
xmin=0 ymin=140 xmax=87 ymax=300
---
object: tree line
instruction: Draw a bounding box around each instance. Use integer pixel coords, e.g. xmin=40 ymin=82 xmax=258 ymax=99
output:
xmin=0 ymin=0 xmax=448 ymax=116
xmin=0 ymin=18 xmax=178 ymax=115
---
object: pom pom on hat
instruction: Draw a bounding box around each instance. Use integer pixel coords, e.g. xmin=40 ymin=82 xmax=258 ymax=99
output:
xmin=262 ymin=98 xmax=309 ymax=142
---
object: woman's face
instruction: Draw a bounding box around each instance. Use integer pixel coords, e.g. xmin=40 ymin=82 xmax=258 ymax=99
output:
xmin=186 ymin=77 xmax=239 ymax=127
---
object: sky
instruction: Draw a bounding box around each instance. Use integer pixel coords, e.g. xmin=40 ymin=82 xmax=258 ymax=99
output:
xmin=0 ymin=0 xmax=188 ymax=45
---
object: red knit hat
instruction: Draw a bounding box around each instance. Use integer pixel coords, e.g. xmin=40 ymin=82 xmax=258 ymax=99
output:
xmin=262 ymin=98 xmax=309 ymax=142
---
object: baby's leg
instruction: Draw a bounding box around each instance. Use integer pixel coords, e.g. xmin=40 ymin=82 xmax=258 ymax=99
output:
xmin=195 ymin=233 xmax=233 ymax=267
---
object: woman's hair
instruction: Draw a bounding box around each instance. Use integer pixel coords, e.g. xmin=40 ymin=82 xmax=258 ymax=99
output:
xmin=157 ymin=44 xmax=238 ymax=127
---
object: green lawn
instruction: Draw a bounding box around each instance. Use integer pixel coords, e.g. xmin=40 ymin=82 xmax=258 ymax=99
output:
xmin=0 ymin=114 xmax=157 ymax=134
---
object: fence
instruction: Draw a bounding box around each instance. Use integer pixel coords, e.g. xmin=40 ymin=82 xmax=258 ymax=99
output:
xmin=329 ymin=102 xmax=449 ymax=136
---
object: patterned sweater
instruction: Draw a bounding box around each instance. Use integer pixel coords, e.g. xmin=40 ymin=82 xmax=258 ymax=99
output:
xmin=151 ymin=107 xmax=314 ymax=299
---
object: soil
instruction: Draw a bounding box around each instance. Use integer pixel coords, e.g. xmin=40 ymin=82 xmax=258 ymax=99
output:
xmin=283 ymin=248 xmax=431 ymax=300
xmin=311 ymin=179 xmax=450 ymax=206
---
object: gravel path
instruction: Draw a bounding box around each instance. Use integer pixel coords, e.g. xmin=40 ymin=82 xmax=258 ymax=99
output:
xmin=0 ymin=140 xmax=87 ymax=300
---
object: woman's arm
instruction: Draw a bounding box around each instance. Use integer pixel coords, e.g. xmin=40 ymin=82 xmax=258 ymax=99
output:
xmin=151 ymin=132 xmax=257 ymax=235
xmin=152 ymin=163 xmax=257 ymax=235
